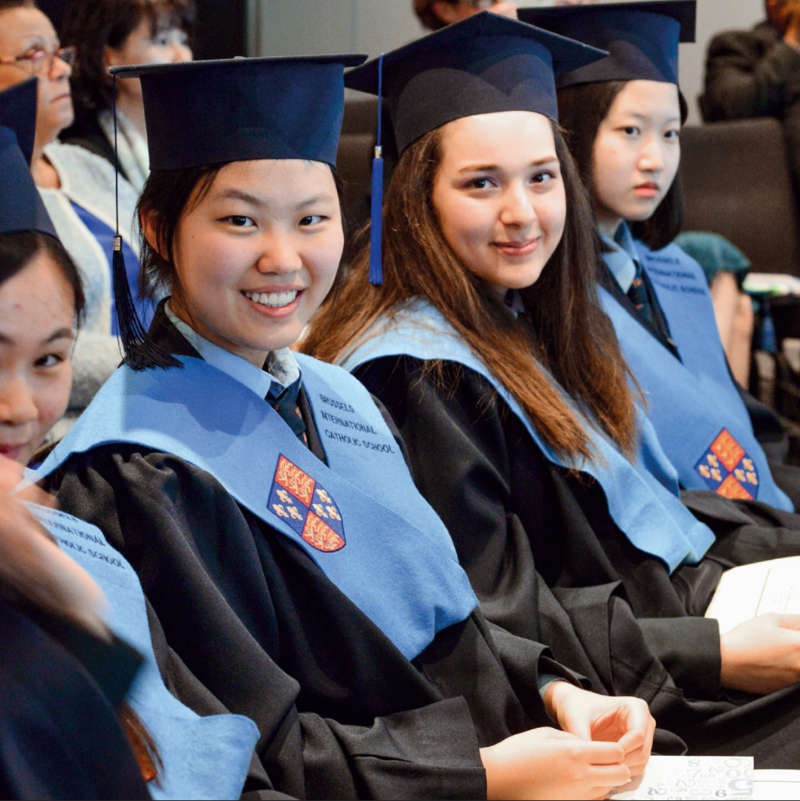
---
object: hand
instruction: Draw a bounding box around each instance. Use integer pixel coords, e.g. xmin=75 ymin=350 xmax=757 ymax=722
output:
xmin=0 ymin=455 xmax=109 ymax=640
xmin=721 ymin=613 xmax=800 ymax=693
xmin=480 ymin=726 xmax=630 ymax=800
xmin=544 ymin=682 xmax=655 ymax=778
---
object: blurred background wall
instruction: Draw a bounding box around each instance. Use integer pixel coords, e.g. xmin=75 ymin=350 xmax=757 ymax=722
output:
xmin=42 ymin=0 xmax=767 ymax=124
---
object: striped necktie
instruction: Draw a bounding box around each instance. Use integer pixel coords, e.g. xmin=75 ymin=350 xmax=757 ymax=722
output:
xmin=267 ymin=379 xmax=307 ymax=444
xmin=627 ymin=260 xmax=656 ymax=328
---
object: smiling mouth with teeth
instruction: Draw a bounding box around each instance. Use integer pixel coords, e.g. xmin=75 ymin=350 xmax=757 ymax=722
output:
xmin=243 ymin=289 xmax=300 ymax=308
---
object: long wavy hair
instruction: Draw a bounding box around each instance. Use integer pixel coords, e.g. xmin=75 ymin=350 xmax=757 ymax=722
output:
xmin=557 ymin=80 xmax=687 ymax=251
xmin=304 ymin=119 xmax=639 ymax=461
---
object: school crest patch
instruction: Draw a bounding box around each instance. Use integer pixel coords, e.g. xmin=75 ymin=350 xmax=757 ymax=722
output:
xmin=267 ymin=455 xmax=345 ymax=552
xmin=694 ymin=428 xmax=759 ymax=500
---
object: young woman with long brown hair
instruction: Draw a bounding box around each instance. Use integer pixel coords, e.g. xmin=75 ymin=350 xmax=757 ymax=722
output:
xmin=304 ymin=9 xmax=800 ymax=766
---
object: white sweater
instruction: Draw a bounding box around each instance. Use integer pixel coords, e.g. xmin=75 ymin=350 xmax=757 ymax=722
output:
xmin=38 ymin=141 xmax=140 ymax=438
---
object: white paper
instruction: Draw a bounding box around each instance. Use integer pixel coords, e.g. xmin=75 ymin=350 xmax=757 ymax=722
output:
xmin=752 ymin=770 xmax=800 ymax=800
xmin=704 ymin=556 xmax=800 ymax=634
xmin=611 ymin=755 xmax=754 ymax=800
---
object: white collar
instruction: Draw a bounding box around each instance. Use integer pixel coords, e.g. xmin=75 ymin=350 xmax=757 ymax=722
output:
xmin=600 ymin=222 xmax=639 ymax=294
xmin=164 ymin=301 xmax=300 ymax=398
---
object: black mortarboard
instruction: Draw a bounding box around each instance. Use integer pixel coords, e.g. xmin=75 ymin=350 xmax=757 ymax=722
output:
xmin=0 ymin=79 xmax=57 ymax=240
xmin=0 ymin=127 xmax=57 ymax=238
xmin=0 ymin=78 xmax=37 ymax=166
xmin=346 ymin=11 xmax=607 ymax=155
xmin=518 ymin=1 xmax=696 ymax=88
xmin=344 ymin=11 xmax=606 ymax=285
xmin=111 ymin=55 xmax=366 ymax=170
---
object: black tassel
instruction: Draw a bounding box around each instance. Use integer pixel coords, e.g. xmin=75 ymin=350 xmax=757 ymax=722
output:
xmin=113 ymin=235 xmax=178 ymax=370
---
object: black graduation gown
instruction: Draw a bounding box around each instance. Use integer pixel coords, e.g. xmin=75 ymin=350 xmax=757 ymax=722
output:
xmin=0 ymin=597 xmax=149 ymax=800
xmin=599 ymin=262 xmax=800 ymax=507
xmin=354 ymin=354 xmax=800 ymax=766
xmin=45 ymin=308 xmax=591 ymax=800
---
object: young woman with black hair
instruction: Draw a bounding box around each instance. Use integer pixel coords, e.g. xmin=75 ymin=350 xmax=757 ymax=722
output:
xmin=0 ymin=85 xmax=260 ymax=799
xmin=522 ymin=1 xmax=800 ymax=511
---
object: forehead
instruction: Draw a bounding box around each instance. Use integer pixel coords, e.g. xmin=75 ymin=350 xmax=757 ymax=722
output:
xmin=606 ymin=80 xmax=681 ymax=119
xmin=0 ymin=6 xmax=56 ymax=50
xmin=202 ymin=158 xmax=337 ymax=201
xmin=0 ymin=250 xmax=74 ymax=322
xmin=438 ymin=110 xmax=556 ymax=163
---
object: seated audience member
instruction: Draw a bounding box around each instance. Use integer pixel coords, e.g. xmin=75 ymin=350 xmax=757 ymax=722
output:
xmin=412 ymin=0 xmax=597 ymax=30
xmin=523 ymin=0 xmax=800 ymax=508
xmin=413 ymin=0 xmax=518 ymax=30
xmin=40 ymin=52 xmax=664 ymax=800
xmin=60 ymin=0 xmax=194 ymax=192
xmin=701 ymin=0 xmax=800 ymax=196
xmin=305 ymin=10 xmax=800 ymax=766
xmin=0 ymin=0 xmax=147 ymax=439
xmin=674 ymin=231 xmax=754 ymax=388
xmin=0 ymin=113 xmax=260 ymax=800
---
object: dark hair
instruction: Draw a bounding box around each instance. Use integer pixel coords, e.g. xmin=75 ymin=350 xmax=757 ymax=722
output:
xmin=0 ymin=0 xmax=35 ymax=10
xmin=413 ymin=0 xmax=455 ymax=31
xmin=61 ymin=0 xmax=195 ymax=114
xmin=0 ymin=231 xmax=85 ymax=325
xmin=305 ymin=120 xmax=639 ymax=460
xmin=557 ymin=80 xmax=687 ymax=251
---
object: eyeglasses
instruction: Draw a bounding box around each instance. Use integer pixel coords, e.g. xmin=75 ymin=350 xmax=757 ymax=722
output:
xmin=461 ymin=0 xmax=500 ymax=8
xmin=0 ymin=45 xmax=76 ymax=76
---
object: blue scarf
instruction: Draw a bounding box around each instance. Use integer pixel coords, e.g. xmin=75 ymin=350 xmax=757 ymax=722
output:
xmin=39 ymin=354 xmax=478 ymax=660
xmin=341 ymin=298 xmax=715 ymax=573
xmin=600 ymin=236 xmax=792 ymax=511
xmin=25 ymin=502 xmax=258 ymax=800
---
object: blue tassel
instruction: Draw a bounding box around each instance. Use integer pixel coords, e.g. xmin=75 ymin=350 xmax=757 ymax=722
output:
xmin=369 ymin=146 xmax=384 ymax=286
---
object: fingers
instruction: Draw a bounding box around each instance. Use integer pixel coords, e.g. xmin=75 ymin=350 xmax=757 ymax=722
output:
xmin=580 ymin=740 xmax=627 ymax=764
xmin=586 ymin=763 xmax=632 ymax=794
xmin=614 ymin=700 xmax=653 ymax=754
xmin=0 ymin=454 xmax=25 ymax=492
xmin=776 ymin=613 xmax=800 ymax=632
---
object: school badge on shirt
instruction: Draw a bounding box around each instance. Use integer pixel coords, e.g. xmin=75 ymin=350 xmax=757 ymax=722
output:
xmin=267 ymin=455 xmax=345 ymax=552
xmin=694 ymin=429 xmax=759 ymax=500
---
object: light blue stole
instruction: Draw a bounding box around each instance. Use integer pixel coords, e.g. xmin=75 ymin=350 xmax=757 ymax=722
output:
xmin=39 ymin=354 xmax=478 ymax=661
xmin=24 ymin=501 xmax=258 ymax=801
xmin=600 ymin=239 xmax=792 ymax=511
xmin=341 ymin=298 xmax=715 ymax=573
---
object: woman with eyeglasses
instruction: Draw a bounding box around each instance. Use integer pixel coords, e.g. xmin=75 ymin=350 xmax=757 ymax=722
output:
xmin=0 ymin=0 xmax=144 ymax=442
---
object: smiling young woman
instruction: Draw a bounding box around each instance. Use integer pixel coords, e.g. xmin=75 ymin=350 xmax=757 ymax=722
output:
xmin=304 ymin=7 xmax=800 ymax=769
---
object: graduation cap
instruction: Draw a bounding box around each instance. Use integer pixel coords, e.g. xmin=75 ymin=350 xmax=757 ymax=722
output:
xmin=344 ymin=11 xmax=608 ymax=284
xmin=0 ymin=78 xmax=37 ymax=166
xmin=0 ymin=80 xmax=57 ymax=239
xmin=110 ymin=55 xmax=367 ymax=170
xmin=518 ymin=1 xmax=696 ymax=88
xmin=107 ymin=55 xmax=365 ymax=367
